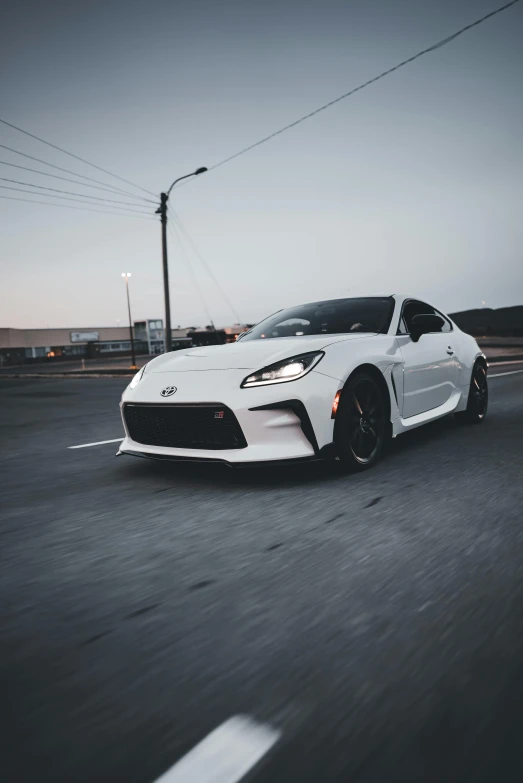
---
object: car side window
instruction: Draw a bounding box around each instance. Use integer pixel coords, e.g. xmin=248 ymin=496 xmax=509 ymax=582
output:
xmin=399 ymin=301 xmax=435 ymax=334
xmin=398 ymin=300 xmax=453 ymax=335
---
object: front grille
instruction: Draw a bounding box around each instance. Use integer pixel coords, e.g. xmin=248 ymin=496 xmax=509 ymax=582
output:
xmin=123 ymin=403 xmax=247 ymax=450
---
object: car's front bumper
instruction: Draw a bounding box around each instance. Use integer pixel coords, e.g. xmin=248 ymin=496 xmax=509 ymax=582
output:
xmin=119 ymin=368 xmax=341 ymax=464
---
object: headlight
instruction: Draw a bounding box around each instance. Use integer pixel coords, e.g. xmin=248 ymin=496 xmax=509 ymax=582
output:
xmin=241 ymin=352 xmax=324 ymax=388
xmin=129 ymin=364 xmax=147 ymax=389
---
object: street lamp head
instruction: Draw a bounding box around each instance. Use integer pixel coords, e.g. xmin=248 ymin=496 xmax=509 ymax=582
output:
xmin=166 ymin=167 xmax=208 ymax=197
xmin=122 ymin=272 xmax=131 ymax=278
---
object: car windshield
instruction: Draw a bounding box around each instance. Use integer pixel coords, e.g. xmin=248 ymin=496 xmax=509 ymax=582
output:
xmin=242 ymin=297 xmax=395 ymax=341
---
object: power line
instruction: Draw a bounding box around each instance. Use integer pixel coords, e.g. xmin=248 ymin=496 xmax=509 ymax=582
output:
xmin=0 ymin=185 xmax=153 ymax=215
xmin=168 ymin=222 xmax=216 ymax=327
xmin=0 ymin=194 xmax=156 ymax=219
xmin=0 ymin=176 xmax=155 ymax=210
xmin=171 ymin=208 xmax=242 ymax=323
xmin=0 ymin=143 xmax=155 ymax=202
xmin=207 ymin=0 xmax=521 ymax=173
xmin=0 ymin=157 xmax=156 ymax=201
xmin=0 ymin=118 xmax=157 ymax=198
xmin=0 ymin=185 xmax=153 ymax=214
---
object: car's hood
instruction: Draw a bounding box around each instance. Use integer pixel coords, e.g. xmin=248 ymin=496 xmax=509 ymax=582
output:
xmin=148 ymin=333 xmax=376 ymax=372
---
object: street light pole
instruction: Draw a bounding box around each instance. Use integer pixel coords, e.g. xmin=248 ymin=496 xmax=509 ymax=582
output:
xmin=121 ymin=272 xmax=137 ymax=370
xmin=158 ymin=192 xmax=171 ymax=353
xmin=156 ymin=166 xmax=207 ymax=352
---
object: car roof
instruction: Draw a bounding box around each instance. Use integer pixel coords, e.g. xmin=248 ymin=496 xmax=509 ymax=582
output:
xmin=300 ymin=294 xmax=396 ymax=304
xmin=274 ymin=294 xmax=400 ymax=313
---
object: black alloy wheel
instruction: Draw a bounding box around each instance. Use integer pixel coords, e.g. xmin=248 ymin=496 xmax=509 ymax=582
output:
xmin=456 ymin=362 xmax=488 ymax=424
xmin=335 ymin=371 xmax=387 ymax=471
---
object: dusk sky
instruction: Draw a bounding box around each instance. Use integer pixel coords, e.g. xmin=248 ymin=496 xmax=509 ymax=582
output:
xmin=1 ymin=0 xmax=522 ymax=329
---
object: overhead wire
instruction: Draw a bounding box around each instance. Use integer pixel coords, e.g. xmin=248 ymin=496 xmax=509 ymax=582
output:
xmin=0 ymin=185 xmax=154 ymax=215
xmin=1 ymin=1 xmax=516 ymax=216
xmin=0 ymin=156 xmax=157 ymax=201
xmin=0 ymin=143 xmax=155 ymax=203
xmin=3 ymin=0 xmax=517 ymax=308
xmin=167 ymin=221 xmax=216 ymax=327
xmin=205 ymin=0 xmax=521 ymax=173
xmin=170 ymin=209 xmax=241 ymax=323
xmin=166 ymin=1 xmax=520 ymax=334
xmin=0 ymin=176 xmax=156 ymax=210
xmin=0 ymin=119 xmax=157 ymax=198
xmin=0 ymin=194 xmax=156 ymax=219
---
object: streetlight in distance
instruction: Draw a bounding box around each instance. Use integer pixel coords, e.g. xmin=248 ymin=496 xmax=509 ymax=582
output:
xmin=156 ymin=166 xmax=208 ymax=352
xmin=121 ymin=273 xmax=137 ymax=370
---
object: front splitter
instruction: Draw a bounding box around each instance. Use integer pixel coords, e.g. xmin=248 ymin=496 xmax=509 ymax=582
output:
xmin=116 ymin=444 xmax=335 ymax=469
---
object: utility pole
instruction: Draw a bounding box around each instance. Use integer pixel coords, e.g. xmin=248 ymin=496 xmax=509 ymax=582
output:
xmin=121 ymin=272 xmax=137 ymax=370
xmin=156 ymin=167 xmax=207 ymax=354
xmin=159 ymin=192 xmax=171 ymax=352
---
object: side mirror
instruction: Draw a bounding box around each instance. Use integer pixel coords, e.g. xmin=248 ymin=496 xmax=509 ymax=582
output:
xmin=410 ymin=313 xmax=445 ymax=342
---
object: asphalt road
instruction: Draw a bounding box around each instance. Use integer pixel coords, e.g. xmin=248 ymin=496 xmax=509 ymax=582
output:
xmin=0 ymin=354 xmax=150 ymax=375
xmin=2 ymin=367 xmax=523 ymax=782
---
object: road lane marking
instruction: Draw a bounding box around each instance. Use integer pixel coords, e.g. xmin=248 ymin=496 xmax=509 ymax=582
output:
xmin=489 ymin=369 xmax=523 ymax=378
xmin=152 ymin=715 xmax=280 ymax=783
xmin=68 ymin=438 xmax=123 ymax=449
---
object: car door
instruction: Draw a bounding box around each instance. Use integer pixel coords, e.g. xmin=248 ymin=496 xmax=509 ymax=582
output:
xmin=397 ymin=300 xmax=459 ymax=418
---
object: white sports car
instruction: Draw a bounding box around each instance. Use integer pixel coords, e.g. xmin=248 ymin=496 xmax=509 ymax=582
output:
xmin=118 ymin=295 xmax=488 ymax=471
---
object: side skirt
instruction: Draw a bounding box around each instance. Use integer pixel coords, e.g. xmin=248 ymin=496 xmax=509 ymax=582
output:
xmin=392 ymin=389 xmax=464 ymax=436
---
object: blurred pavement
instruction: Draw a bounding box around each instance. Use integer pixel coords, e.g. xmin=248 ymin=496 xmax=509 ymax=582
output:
xmin=2 ymin=368 xmax=523 ymax=781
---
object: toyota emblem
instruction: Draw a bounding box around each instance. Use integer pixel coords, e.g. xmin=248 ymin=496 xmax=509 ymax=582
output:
xmin=160 ymin=386 xmax=177 ymax=397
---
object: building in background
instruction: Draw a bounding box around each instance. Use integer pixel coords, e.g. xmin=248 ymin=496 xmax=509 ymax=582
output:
xmin=187 ymin=324 xmax=252 ymax=347
xmin=224 ymin=324 xmax=253 ymax=341
xmin=133 ymin=319 xmax=165 ymax=354
xmin=170 ymin=328 xmax=194 ymax=351
xmin=5 ymin=307 xmax=521 ymax=367
xmin=0 ymin=325 xmax=149 ymax=366
xmin=0 ymin=320 xmax=252 ymax=366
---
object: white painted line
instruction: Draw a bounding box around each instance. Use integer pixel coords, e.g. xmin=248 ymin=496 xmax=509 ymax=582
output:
xmin=489 ymin=369 xmax=523 ymax=378
xmin=68 ymin=438 xmax=124 ymax=449
xmin=153 ymin=715 xmax=280 ymax=783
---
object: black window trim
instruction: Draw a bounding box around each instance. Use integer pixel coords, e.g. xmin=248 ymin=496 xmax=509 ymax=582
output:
xmin=397 ymin=298 xmax=453 ymax=336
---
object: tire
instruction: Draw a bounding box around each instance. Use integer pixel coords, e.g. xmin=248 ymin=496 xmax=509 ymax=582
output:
xmin=455 ymin=362 xmax=488 ymax=424
xmin=334 ymin=371 xmax=388 ymax=471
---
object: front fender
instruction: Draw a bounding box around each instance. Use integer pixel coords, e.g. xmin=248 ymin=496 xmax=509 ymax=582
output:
xmin=319 ymin=335 xmax=403 ymax=423
xmin=318 ymin=335 xmax=402 ymax=383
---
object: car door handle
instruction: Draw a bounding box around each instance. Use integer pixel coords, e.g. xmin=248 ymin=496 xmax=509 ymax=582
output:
xmin=447 ymin=347 xmax=454 ymax=355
